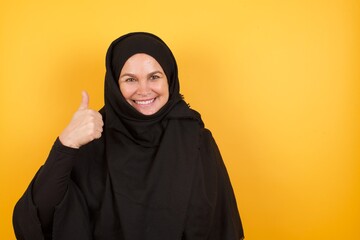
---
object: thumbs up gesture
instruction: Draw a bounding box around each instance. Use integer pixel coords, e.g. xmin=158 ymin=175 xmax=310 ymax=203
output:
xmin=59 ymin=91 xmax=104 ymax=149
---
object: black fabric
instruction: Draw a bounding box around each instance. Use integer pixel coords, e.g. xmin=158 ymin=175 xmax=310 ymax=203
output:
xmin=103 ymin=33 xmax=204 ymax=239
xmin=32 ymin=138 xmax=78 ymax=238
xmin=104 ymin=32 xmax=183 ymax=146
xmin=13 ymin=32 xmax=244 ymax=240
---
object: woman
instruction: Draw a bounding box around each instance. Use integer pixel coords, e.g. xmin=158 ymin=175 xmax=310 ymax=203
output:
xmin=13 ymin=32 xmax=244 ymax=240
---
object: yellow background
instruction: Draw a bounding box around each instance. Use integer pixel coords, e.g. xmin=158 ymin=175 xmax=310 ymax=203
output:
xmin=1 ymin=0 xmax=359 ymax=239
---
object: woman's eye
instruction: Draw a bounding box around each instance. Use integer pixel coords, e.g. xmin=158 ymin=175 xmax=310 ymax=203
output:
xmin=125 ymin=78 xmax=136 ymax=82
xmin=150 ymin=75 xmax=160 ymax=80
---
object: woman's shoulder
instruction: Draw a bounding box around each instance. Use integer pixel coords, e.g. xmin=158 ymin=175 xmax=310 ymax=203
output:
xmin=198 ymin=124 xmax=215 ymax=142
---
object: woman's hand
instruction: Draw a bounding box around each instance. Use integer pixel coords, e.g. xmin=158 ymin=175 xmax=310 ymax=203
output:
xmin=59 ymin=91 xmax=104 ymax=149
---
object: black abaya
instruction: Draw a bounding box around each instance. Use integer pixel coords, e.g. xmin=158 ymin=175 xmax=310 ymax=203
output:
xmin=13 ymin=32 xmax=244 ymax=240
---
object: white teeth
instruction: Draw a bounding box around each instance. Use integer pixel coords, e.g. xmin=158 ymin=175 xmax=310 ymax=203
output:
xmin=135 ymin=98 xmax=155 ymax=105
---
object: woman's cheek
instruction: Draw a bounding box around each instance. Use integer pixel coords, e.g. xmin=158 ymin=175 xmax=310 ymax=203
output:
xmin=120 ymin=84 xmax=134 ymax=99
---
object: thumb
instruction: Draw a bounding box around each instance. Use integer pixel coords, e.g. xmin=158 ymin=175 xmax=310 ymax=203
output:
xmin=78 ymin=90 xmax=89 ymax=110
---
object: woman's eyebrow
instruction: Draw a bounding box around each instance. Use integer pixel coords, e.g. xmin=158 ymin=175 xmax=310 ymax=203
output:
xmin=120 ymin=71 xmax=164 ymax=79
xmin=119 ymin=73 xmax=136 ymax=79
xmin=147 ymin=71 xmax=163 ymax=77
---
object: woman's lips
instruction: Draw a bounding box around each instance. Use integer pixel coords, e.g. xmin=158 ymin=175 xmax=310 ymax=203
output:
xmin=134 ymin=98 xmax=155 ymax=105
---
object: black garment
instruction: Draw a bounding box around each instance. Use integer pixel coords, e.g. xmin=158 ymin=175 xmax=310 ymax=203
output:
xmin=13 ymin=32 xmax=244 ymax=240
xmin=13 ymin=124 xmax=243 ymax=240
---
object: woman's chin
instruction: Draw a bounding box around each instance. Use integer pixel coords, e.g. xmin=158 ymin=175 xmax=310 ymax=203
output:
xmin=133 ymin=104 xmax=159 ymax=116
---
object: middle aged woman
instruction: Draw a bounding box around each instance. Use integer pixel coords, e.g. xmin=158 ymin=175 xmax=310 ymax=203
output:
xmin=13 ymin=32 xmax=244 ymax=240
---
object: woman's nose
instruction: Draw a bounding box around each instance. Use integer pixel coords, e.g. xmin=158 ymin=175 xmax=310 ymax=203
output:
xmin=137 ymin=80 xmax=150 ymax=96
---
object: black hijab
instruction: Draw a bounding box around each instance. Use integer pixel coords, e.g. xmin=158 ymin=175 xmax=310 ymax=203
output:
xmin=104 ymin=32 xmax=195 ymax=146
xmin=102 ymin=32 xmax=204 ymax=238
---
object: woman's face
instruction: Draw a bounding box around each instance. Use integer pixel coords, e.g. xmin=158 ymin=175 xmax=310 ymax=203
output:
xmin=118 ymin=53 xmax=169 ymax=115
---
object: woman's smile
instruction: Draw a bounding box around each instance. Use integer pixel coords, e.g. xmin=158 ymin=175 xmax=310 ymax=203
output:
xmin=133 ymin=98 xmax=155 ymax=105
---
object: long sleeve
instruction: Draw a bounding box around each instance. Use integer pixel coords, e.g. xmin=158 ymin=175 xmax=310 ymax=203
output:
xmin=13 ymin=138 xmax=92 ymax=240
xmin=183 ymin=129 xmax=244 ymax=240
xmin=32 ymin=138 xmax=78 ymax=237
xmin=207 ymin=131 xmax=244 ymax=239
